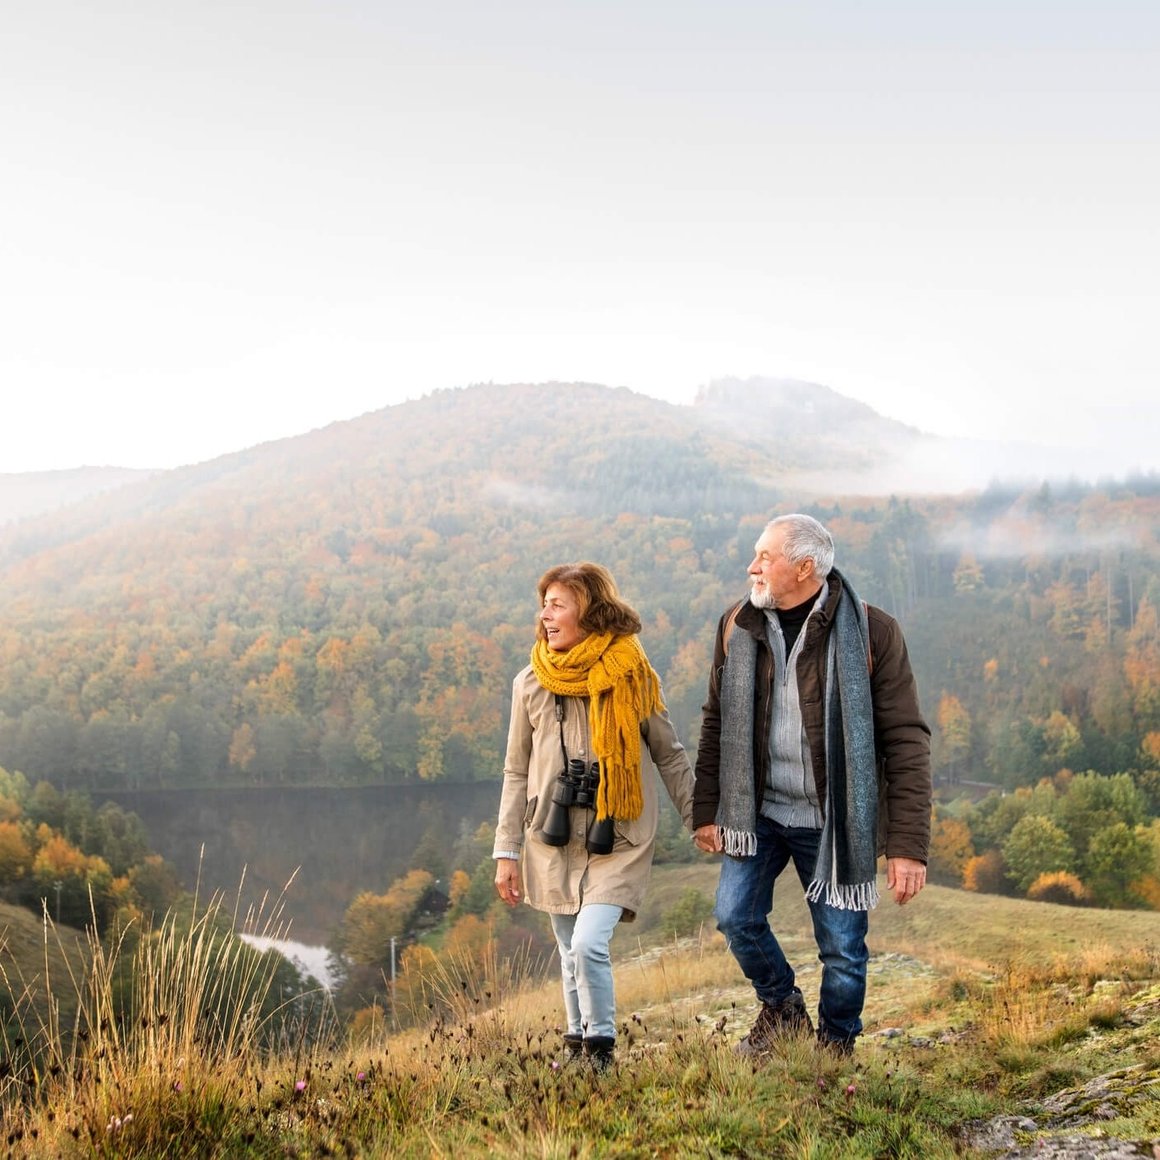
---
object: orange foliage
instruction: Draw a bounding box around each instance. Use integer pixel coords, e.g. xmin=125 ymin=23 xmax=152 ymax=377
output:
xmin=448 ymin=869 xmax=471 ymax=908
xmin=399 ymin=943 xmax=437 ymax=975
xmin=927 ymin=814 xmax=974 ymax=886
xmin=348 ymin=1005 xmax=388 ymax=1043
xmin=0 ymin=821 xmax=32 ymax=883
xmin=32 ymin=832 xmax=90 ymax=878
xmin=1125 ymin=597 xmax=1160 ymax=716
xmin=414 ymin=626 xmax=506 ymax=780
xmin=962 ymin=849 xmax=1006 ymax=894
xmin=1027 ymin=871 xmax=1088 ymax=905
xmin=1142 ymin=732 xmax=1160 ymax=764
xmin=340 ymin=870 xmax=435 ymax=967
xmin=443 ymin=913 xmax=492 ymax=959
xmin=1130 ymin=875 xmax=1160 ymax=910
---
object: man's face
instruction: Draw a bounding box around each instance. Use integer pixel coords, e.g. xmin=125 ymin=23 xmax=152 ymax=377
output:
xmin=747 ymin=526 xmax=813 ymax=610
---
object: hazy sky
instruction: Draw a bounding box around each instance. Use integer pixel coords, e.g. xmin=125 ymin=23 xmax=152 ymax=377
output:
xmin=3 ymin=1 xmax=1157 ymax=472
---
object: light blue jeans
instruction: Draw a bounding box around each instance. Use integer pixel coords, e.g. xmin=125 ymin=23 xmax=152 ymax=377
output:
xmin=549 ymin=903 xmax=623 ymax=1040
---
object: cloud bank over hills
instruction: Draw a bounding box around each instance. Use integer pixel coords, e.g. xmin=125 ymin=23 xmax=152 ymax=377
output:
xmin=1 ymin=378 xmax=1150 ymax=528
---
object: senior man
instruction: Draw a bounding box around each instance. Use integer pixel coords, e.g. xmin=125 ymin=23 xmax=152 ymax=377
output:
xmin=693 ymin=513 xmax=931 ymax=1055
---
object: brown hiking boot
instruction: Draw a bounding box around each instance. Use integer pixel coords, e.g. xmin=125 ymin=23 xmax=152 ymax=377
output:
xmin=735 ymin=990 xmax=814 ymax=1057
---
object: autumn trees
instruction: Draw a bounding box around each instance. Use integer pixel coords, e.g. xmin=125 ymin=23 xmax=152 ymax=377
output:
xmin=942 ymin=771 xmax=1160 ymax=909
xmin=331 ymin=823 xmax=555 ymax=1025
xmin=0 ymin=765 xmax=183 ymax=932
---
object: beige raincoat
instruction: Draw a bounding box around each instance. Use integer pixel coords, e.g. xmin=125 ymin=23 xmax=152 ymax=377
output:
xmin=494 ymin=666 xmax=695 ymax=920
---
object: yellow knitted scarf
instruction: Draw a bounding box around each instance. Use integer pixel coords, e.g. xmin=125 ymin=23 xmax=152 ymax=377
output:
xmin=530 ymin=632 xmax=664 ymax=822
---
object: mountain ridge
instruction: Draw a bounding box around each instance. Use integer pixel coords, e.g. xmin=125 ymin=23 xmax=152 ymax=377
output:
xmin=2 ymin=378 xmax=1129 ymax=533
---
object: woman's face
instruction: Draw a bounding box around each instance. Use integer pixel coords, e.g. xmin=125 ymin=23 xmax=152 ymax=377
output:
xmin=541 ymin=582 xmax=587 ymax=651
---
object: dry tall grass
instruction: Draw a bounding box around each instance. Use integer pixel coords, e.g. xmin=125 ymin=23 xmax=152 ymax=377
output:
xmin=0 ymin=879 xmax=335 ymax=1154
xmin=3 ymin=876 xmax=1160 ymax=1156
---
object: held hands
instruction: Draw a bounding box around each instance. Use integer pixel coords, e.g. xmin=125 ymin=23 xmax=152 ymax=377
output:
xmin=691 ymin=827 xmax=926 ymax=907
xmin=886 ymin=856 xmax=927 ymax=906
xmin=494 ymin=858 xmax=522 ymax=906
xmin=692 ymin=823 xmax=723 ymax=854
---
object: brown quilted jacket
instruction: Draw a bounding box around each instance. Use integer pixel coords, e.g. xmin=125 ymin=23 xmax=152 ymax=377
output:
xmin=692 ymin=571 xmax=932 ymax=863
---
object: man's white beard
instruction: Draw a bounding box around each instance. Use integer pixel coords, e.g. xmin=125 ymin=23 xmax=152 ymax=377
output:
xmin=749 ymin=584 xmax=775 ymax=610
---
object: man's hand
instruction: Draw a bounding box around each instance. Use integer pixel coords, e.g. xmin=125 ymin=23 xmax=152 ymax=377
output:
xmin=886 ymin=857 xmax=926 ymax=906
xmin=693 ymin=823 xmax=723 ymax=854
xmin=494 ymin=858 xmax=522 ymax=906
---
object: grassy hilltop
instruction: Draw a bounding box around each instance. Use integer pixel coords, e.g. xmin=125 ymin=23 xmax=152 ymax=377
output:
xmin=3 ymin=868 xmax=1160 ymax=1158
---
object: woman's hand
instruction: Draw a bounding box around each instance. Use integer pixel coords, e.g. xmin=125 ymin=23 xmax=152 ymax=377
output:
xmin=692 ymin=824 xmax=723 ymax=854
xmin=494 ymin=858 xmax=522 ymax=906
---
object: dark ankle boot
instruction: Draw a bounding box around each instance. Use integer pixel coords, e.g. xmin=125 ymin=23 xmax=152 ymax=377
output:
xmin=583 ymin=1035 xmax=616 ymax=1072
xmin=562 ymin=1033 xmax=584 ymax=1063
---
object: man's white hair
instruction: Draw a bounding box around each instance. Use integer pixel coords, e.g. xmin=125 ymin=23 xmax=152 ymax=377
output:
xmin=768 ymin=513 xmax=834 ymax=578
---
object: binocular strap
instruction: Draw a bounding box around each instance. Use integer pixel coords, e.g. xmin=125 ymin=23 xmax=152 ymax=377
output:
xmin=554 ymin=693 xmax=571 ymax=767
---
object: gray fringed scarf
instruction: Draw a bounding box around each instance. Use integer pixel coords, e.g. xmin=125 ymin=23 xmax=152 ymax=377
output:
xmin=717 ymin=573 xmax=880 ymax=911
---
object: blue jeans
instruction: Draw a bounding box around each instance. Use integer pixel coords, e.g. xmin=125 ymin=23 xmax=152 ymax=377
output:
xmin=715 ymin=815 xmax=869 ymax=1043
xmin=549 ymin=903 xmax=623 ymax=1040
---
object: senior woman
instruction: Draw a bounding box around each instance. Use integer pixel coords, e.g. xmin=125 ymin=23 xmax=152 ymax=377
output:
xmin=494 ymin=562 xmax=694 ymax=1070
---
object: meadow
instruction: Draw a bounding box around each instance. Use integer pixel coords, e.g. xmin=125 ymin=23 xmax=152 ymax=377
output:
xmin=3 ymin=863 xmax=1160 ymax=1158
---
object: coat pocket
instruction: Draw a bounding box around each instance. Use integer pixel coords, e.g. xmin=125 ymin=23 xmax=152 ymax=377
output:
xmin=613 ymin=816 xmax=643 ymax=847
xmin=522 ymin=796 xmax=538 ymax=830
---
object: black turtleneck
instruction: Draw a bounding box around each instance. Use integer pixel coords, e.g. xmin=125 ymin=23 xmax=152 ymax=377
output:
xmin=775 ymin=597 xmax=813 ymax=656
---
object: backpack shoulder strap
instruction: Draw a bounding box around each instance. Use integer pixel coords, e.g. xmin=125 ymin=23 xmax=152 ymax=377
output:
xmin=721 ymin=600 xmax=745 ymax=655
xmin=863 ymin=600 xmax=874 ymax=678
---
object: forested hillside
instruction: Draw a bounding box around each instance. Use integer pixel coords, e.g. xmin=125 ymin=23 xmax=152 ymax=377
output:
xmin=0 ymin=382 xmax=1157 ymax=808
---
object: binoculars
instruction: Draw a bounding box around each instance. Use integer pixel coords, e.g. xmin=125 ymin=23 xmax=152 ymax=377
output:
xmin=541 ymin=758 xmax=615 ymax=855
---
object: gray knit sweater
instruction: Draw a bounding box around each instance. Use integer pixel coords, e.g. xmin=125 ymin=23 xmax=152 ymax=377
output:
xmin=760 ymin=608 xmax=824 ymax=829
